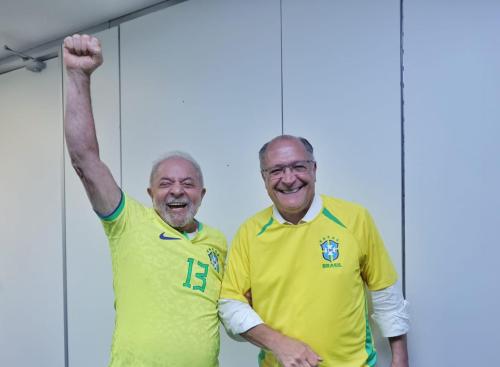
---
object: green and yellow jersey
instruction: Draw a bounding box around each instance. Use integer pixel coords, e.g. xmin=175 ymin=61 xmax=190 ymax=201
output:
xmin=101 ymin=192 xmax=227 ymax=367
xmin=221 ymin=195 xmax=397 ymax=367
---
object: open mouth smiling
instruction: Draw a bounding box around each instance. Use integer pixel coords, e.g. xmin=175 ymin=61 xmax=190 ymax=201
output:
xmin=167 ymin=201 xmax=188 ymax=209
xmin=276 ymin=185 xmax=305 ymax=195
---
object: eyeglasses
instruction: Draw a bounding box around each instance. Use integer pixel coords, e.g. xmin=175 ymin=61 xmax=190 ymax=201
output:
xmin=261 ymin=160 xmax=315 ymax=179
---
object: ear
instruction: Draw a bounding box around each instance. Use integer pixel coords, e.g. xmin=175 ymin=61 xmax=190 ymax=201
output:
xmin=147 ymin=187 xmax=153 ymax=199
xmin=201 ymin=188 xmax=207 ymax=200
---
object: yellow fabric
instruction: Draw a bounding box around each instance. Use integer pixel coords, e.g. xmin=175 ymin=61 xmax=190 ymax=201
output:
xmin=102 ymin=193 xmax=227 ymax=367
xmin=221 ymin=195 xmax=397 ymax=367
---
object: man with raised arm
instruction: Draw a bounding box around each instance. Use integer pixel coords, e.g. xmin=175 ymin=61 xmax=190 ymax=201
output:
xmin=63 ymin=34 xmax=226 ymax=367
xmin=219 ymin=135 xmax=409 ymax=367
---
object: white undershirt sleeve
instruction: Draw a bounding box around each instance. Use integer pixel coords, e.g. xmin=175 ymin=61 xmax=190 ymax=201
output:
xmin=370 ymin=284 xmax=410 ymax=337
xmin=218 ymin=298 xmax=263 ymax=341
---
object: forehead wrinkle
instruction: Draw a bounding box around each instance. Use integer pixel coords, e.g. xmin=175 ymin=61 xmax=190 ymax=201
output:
xmin=154 ymin=160 xmax=199 ymax=183
xmin=272 ymin=160 xmax=307 ymax=168
xmin=266 ymin=145 xmax=309 ymax=166
xmin=156 ymin=174 xmax=196 ymax=182
xmin=150 ymin=153 xmax=204 ymax=187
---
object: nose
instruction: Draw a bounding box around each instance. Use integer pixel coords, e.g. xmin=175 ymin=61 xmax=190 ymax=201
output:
xmin=170 ymin=182 xmax=185 ymax=196
xmin=280 ymin=167 xmax=296 ymax=184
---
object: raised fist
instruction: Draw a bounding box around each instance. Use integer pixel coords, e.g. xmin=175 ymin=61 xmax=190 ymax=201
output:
xmin=63 ymin=34 xmax=103 ymax=75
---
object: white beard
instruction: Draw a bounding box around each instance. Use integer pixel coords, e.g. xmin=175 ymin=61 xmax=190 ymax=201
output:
xmin=153 ymin=198 xmax=199 ymax=230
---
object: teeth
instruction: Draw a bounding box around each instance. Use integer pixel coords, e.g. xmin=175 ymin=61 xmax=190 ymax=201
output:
xmin=279 ymin=187 xmax=301 ymax=194
xmin=167 ymin=202 xmax=187 ymax=207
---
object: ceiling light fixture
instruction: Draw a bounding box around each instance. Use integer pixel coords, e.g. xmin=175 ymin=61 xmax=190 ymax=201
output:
xmin=4 ymin=45 xmax=47 ymax=72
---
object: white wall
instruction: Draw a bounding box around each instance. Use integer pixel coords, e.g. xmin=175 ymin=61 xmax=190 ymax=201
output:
xmin=0 ymin=59 xmax=65 ymax=367
xmin=405 ymin=0 xmax=500 ymax=365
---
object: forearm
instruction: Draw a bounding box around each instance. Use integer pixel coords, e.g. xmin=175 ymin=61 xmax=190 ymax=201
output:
xmin=389 ymin=334 xmax=409 ymax=367
xmin=63 ymin=34 xmax=120 ymax=215
xmin=64 ymin=70 xmax=100 ymax=166
xmin=218 ymin=295 xmax=321 ymax=366
xmin=243 ymin=324 xmax=322 ymax=367
xmin=241 ymin=323 xmax=283 ymax=350
xmin=218 ymin=298 xmax=284 ymax=349
xmin=218 ymin=298 xmax=263 ymax=341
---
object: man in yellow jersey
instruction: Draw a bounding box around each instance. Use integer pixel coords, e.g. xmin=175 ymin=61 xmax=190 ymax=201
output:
xmin=63 ymin=34 xmax=226 ymax=367
xmin=219 ymin=135 xmax=409 ymax=367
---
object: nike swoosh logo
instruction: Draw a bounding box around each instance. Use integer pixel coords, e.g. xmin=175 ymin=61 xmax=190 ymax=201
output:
xmin=159 ymin=233 xmax=181 ymax=240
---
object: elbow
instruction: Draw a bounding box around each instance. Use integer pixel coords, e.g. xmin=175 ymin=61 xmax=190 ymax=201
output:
xmin=71 ymin=160 xmax=85 ymax=179
xmin=69 ymin=153 xmax=99 ymax=180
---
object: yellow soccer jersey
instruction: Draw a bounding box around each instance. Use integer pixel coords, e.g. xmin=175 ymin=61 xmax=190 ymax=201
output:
xmin=221 ymin=195 xmax=397 ymax=367
xmin=100 ymin=192 xmax=227 ymax=367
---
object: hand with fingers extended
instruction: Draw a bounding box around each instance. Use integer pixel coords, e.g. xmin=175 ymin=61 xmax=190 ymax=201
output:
xmin=63 ymin=34 xmax=103 ymax=75
xmin=272 ymin=333 xmax=322 ymax=367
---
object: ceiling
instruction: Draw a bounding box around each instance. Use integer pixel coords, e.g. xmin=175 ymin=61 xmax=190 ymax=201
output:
xmin=0 ymin=0 xmax=183 ymax=71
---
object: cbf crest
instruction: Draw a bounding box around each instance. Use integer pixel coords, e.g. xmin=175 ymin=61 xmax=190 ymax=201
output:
xmin=320 ymin=236 xmax=342 ymax=268
xmin=207 ymin=248 xmax=220 ymax=273
xmin=321 ymin=239 xmax=339 ymax=261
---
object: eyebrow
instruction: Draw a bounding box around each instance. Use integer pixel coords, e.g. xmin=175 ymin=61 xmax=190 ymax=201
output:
xmin=269 ymin=160 xmax=310 ymax=167
xmin=158 ymin=177 xmax=195 ymax=182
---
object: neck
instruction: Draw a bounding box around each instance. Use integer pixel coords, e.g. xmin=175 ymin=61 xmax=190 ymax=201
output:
xmin=280 ymin=208 xmax=308 ymax=225
xmin=176 ymin=219 xmax=198 ymax=234
xmin=278 ymin=195 xmax=315 ymax=224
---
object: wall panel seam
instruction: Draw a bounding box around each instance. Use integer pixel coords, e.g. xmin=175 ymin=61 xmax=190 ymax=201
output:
xmin=400 ymin=0 xmax=406 ymax=298
xmin=60 ymin=47 xmax=70 ymax=367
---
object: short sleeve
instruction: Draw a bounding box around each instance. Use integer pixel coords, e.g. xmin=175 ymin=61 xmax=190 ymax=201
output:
xmin=359 ymin=208 xmax=398 ymax=291
xmin=220 ymin=225 xmax=252 ymax=304
xmin=100 ymin=193 xmax=145 ymax=240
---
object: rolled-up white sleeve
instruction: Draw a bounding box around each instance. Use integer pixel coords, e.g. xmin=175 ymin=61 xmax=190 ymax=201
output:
xmin=370 ymin=284 xmax=410 ymax=337
xmin=219 ymin=298 xmax=263 ymax=341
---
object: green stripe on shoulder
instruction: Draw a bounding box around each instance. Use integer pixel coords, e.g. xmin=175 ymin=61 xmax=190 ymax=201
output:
xmin=322 ymin=207 xmax=346 ymax=228
xmin=257 ymin=217 xmax=274 ymax=236
xmin=99 ymin=191 xmax=125 ymax=221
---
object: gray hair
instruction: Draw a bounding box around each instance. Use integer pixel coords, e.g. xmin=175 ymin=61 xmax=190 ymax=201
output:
xmin=149 ymin=151 xmax=204 ymax=187
xmin=258 ymin=135 xmax=315 ymax=169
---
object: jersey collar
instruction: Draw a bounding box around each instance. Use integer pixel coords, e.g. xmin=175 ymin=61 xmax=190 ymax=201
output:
xmin=184 ymin=221 xmax=202 ymax=239
xmin=272 ymin=194 xmax=322 ymax=224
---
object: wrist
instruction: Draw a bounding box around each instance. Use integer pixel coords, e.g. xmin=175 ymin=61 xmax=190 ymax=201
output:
xmin=66 ymin=68 xmax=92 ymax=81
xmin=266 ymin=330 xmax=284 ymax=352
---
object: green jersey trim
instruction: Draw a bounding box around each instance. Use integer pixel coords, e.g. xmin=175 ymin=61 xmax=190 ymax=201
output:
xmin=98 ymin=191 xmax=125 ymax=221
xmin=258 ymin=349 xmax=266 ymax=367
xmin=321 ymin=207 xmax=346 ymax=228
xmin=364 ymin=297 xmax=377 ymax=366
xmin=181 ymin=221 xmax=203 ymax=239
xmin=257 ymin=217 xmax=274 ymax=236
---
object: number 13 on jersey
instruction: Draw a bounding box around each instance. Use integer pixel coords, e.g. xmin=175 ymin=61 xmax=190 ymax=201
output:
xmin=183 ymin=257 xmax=209 ymax=292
